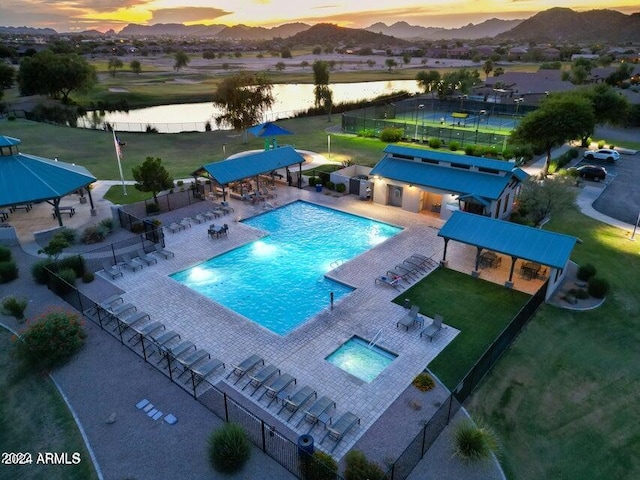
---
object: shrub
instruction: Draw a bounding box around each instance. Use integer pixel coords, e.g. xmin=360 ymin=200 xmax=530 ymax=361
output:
xmin=304 ymin=451 xmax=338 ymax=480
xmin=81 ymin=225 xmax=108 ymax=244
xmin=464 ymin=145 xmax=475 ymax=156
xmin=567 ymin=147 xmax=580 ymax=159
xmin=82 ymin=271 xmax=95 ymax=283
xmin=98 ymin=218 xmax=114 ymax=232
xmin=0 ymin=260 xmax=18 ymax=283
xmin=58 ymin=255 xmax=86 ymax=277
xmin=130 ymin=223 xmax=145 ymax=234
xmin=449 ymin=141 xmax=460 ymax=151
xmin=13 ymin=309 xmax=86 ymax=370
xmin=454 ymin=419 xmax=498 ymax=461
xmin=428 ymin=137 xmax=441 ymax=149
xmin=208 ymin=423 xmax=251 ymax=474
xmin=597 ymin=139 xmax=605 ymax=149
xmin=1 ymin=296 xmax=28 ymax=321
xmin=577 ymin=263 xmax=597 ymax=281
xmin=0 ymin=245 xmax=11 ymax=262
xmin=412 ymin=372 xmax=435 ymax=392
xmin=54 ymin=228 xmax=77 ymax=245
xmin=380 ymin=127 xmax=403 ymax=143
xmin=308 ymin=176 xmax=318 ymax=187
xmin=344 ymin=450 xmax=387 ymax=480
xmin=336 ymin=183 xmax=346 ymax=193
xmin=31 ymin=259 xmax=53 ymax=284
xmin=588 ymin=277 xmax=610 ymax=299
xmin=51 ymin=268 xmax=76 ymax=295
xmin=325 ymin=181 xmax=335 ymax=191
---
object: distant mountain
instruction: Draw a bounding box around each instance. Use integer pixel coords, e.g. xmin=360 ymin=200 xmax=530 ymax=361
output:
xmin=496 ymin=8 xmax=640 ymax=43
xmin=0 ymin=25 xmax=57 ymax=35
xmin=365 ymin=18 xmax=523 ymax=40
xmin=285 ymin=23 xmax=412 ymax=48
xmin=215 ymin=23 xmax=310 ymax=40
xmin=118 ymin=22 xmax=309 ymax=39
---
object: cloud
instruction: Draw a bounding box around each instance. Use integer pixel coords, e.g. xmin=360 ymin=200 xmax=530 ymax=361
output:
xmin=37 ymin=0 xmax=153 ymax=14
xmin=150 ymin=7 xmax=233 ymax=24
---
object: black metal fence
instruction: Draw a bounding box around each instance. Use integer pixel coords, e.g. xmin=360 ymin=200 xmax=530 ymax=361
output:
xmin=120 ymin=188 xmax=206 ymax=219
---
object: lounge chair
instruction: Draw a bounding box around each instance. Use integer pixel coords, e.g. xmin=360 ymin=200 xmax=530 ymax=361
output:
xmin=129 ymin=321 xmax=165 ymax=346
xmin=137 ymin=248 xmax=158 ymax=265
xmin=242 ymin=364 xmax=280 ymax=394
xmin=403 ymin=257 xmax=427 ymax=272
xmin=397 ymin=305 xmax=422 ymax=331
xmin=154 ymin=243 xmax=175 ymax=259
xmin=278 ymin=385 xmax=317 ymax=420
xmin=122 ymin=253 xmax=144 ymax=271
xmin=204 ymin=210 xmax=220 ymax=220
xmin=420 ymin=314 xmax=444 ymax=342
xmin=176 ymin=349 xmax=211 ymax=379
xmin=393 ymin=264 xmax=419 ymax=280
xmin=115 ymin=310 xmax=150 ymax=334
xmin=258 ymin=373 xmax=297 ymax=406
xmin=387 ymin=266 xmax=414 ymax=282
xmin=409 ymin=253 xmax=433 ymax=268
xmin=320 ymin=411 xmax=360 ymax=452
xmin=166 ymin=222 xmax=183 ymax=233
xmin=226 ymin=354 xmax=264 ymax=384
xmin=87 ymin=293 xmax=123 ymax=316
xmin=179 ymin=218 xmax=192 ymax=229
xmin=190 ymin=358 xmax=225 ymax=389
xmin=375 ymin=275 xmax=403 ymax=290
xmin=296 ymin=395 xmax=336 ymax=432
xmin=193 ymin=214 xmax=206 ymax=224
xmin=101 ymin=261 xmax=123 ymax=279
xmin=157 ymin=340 xmax=196 ymax=367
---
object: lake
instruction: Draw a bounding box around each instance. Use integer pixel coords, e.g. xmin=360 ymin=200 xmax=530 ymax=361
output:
xmin=78 ymin=80 xmax=422 ymax=133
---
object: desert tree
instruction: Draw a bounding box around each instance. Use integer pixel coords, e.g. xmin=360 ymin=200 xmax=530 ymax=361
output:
xmin=130 ymin=59 xmax=142 ymax=75
xmin=174 ymin=50 xmax=190 ymax=72
xmin=313 ymin=60 xmax=333 ymax=122
xmin=132 ymin=157 xmax=174 ymax=205
xmin=108 ymin=57 xmax=123 ymax=77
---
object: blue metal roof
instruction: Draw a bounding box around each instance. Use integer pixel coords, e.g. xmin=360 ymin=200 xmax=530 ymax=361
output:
xmin=0 ymin=152 xmax=96 ymax=207
xmin=383 ymin=144 xmax=517 ymax=173
xmin=0 ymin=135 xmax=21 ymax=148
xmin=370 ymin=156 xmax=519 ymax=200
xmin=198 ymin=146 xmax=305 ymax=185
xmin=438 ymin=211 xmax=577 ymax=269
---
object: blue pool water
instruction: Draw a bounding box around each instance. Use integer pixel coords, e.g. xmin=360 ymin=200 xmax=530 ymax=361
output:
xmin=326 ymin=336 xmax=398 ymax=382
xmin=170 ymin=201 xmax=401 ymax=335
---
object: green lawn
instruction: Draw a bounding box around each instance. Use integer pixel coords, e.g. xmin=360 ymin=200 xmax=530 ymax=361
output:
xmin=0 ymin=328 xmax=98 ymax=480
xmin=103 ymin=186 xmax=152 ymax=205
xmin=394 ymin=268 xmax=530 ymax=389
xmin=467 ymin=209 xmax=640 ymax=480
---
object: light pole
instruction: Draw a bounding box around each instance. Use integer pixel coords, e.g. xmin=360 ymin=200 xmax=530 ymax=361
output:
xmin=222 ymin=143 xmax=227 ymax=158
xmin=327 ymin=134 xmax=331 ymax=158
xmin=514 ymin=97 xmax=524 ymax=116
xmin=415 ymin=104 xmax=424 ymax=141
xmin=631 ymin=211 xmax=640 ymax=240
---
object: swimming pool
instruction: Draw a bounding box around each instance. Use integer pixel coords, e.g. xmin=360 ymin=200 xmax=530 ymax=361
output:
xmin=170 ymin=201 xmax=401 ymax=335
xmin=326 ymin=336 xmax=398 ymax=383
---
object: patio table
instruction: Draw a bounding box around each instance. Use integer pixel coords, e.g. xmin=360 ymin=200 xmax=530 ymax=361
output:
xmin=521 ymin=261 xmax=541 ymax=280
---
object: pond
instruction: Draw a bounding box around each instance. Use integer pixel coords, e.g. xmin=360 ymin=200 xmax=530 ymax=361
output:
xmin=77 ymin=80 xmax=422 ymax=133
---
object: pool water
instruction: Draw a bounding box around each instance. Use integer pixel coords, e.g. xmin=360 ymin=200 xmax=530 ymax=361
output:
xmin=170 ymin=201 xmax=401 ymax=335
xmin=326 ymin=336 xmax=398 ymax=383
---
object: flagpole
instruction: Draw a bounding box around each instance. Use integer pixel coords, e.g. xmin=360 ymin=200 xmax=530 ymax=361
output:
xmin=112 ymin=129 xmax=127 ymax=196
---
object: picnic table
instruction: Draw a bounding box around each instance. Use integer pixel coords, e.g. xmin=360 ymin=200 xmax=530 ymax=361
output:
xmin=479 ymin=251 xmax=501 ymax=269
xmin=10 ymin=204 xmax=32 ymax=213
xmin=0 ymin=210 xmax=9 ymax=222
xmin=52 ymin=206 xmax=76 ymax=218
xmin=521 ymin=261 xmax=541 ymax=280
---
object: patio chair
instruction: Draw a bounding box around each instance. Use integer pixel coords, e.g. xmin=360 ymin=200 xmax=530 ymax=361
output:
xmin=387 ymin=266 xmax=414 ymax=282
xmin=179 ymin=218 xmax=192 ymax=229
xmin=137 ymin=248 xmax=158 ymax=265
xmin=375 ymin=275 xmax=403 ymax=290
xmin=393 ymin=264 xmax=419 ymax=280
xmin=115 ymin=310 xmax=150 ymax=334
xmin=320 ymin=411 xmax=360 ymax=452
xmin=190 ymin=357 xmax=225 ymax=389
xmin=101 ymin=261 xmax=123 ymax=279
xmin=410 ymin=253 xmax=438 ymax=269
xmin=403 ymin=257 xmax=427 ymax=272
xmin=226 ymin=354 xmax=264 ymax=384
xmin=157 ymin=340 xmax=196 ymax=367
xmin=397 ymin=305 xmax=421 ymax=331
xmin=176 ymin=349 xmax=211 ymax=379
xmin=420 ymin=314 xmax=444 ymax=342
xmin=204 ymin=210 xmax=220 ymax=220
xmin=122 ymin=253 xmax=144 ymax=271
xmin=154 ymin=243 xmax=175 ymax=259
xmin=296 ymin=395 xmax=336 ymax=432
xmin=258 ymin=373 xmax=297 ymax=406
xmin=193 ymin=214 xmax=206 ymax=224
xmin=129 ymin=321 xmax=165 ymax=346
xmin=242 ymin=364 xmax=280 ymax=394
xmin=278 ymin=385 xmax=317 ymax=420
xmin=166 ymin=222 xmax=183 ymax=233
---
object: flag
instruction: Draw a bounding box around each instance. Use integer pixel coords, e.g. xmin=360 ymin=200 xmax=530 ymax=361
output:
xmin=112 ymin=129 xmax=127 ymax=195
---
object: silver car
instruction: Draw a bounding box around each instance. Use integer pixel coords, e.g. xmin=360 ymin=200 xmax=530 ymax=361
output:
xmin=583 ymin=148 xmax=620 ymax=163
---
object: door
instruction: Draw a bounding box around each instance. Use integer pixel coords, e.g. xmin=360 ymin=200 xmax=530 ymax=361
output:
xmin=388 ymin=185 xmax=403 ymax=207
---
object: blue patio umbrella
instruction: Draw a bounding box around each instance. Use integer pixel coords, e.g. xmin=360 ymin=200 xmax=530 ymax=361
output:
xmin=247 ymin=122 xmax=294 ymax=138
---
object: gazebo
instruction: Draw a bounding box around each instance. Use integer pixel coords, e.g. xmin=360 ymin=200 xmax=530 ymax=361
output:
xmin=0 ymin=135 xmax=97 ymax=226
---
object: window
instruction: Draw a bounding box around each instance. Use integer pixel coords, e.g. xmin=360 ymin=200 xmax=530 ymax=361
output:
xmin=503 ymin=194 xmax=509 ymax=213
xmin=478 ymin=167 xmax=500 ymax=174
xmin=451 ymin=163 xmax=470 ymax=170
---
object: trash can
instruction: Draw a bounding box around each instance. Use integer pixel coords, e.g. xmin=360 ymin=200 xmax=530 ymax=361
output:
xmin=315 ymin=184 xmax=322 ymax=193
xmin=297 ymin=434 xmax=314 ymax=456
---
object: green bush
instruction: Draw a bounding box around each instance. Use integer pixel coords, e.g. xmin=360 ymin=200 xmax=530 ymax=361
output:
xmin=0 ymin=245 xmax=11 ymax=262
xmin=428 ymin=137 xmax=441 ymax=149
xmin=1 ymin=296 xmax=28 ymax=321
xmin=344 ymin=450 xmax=387 ymax=480
xmin=51 ymin=268 xmax=76 ymax=295
xmin=380 ymin=127 xmax=403 ymax=143
xmin=308 ymin=176 xmax=318 ymax=187
xmin=412 ymin=372 xmax=436 ymax=392
xmin=454 ymin=419 xmax=498 ymax=461
xmin=81 ymin=225 xmax=108 ymax=244
xmin=567 ymin=147 xmax=580 ymax=159
xmin=13 ymin=309 xmax=86 ymax=370
xmin=577 ymin=263 xmax=597 ymax=281
xmin=325 ymin=181 xmax=335 ymax=191
xmin=449 ymin=141 xmax=460 ymax=151
xmin=588 ymin=277 xmax=610 ymax=299
xmin=208 ymin=423 xmax=251 ymax=474
xmin=176 ymin=180 xmax=184 ymax=187
xmin=464 ymin=145 xmax=475 ymax=156
xmin=82 ymin=271 xmax=95 ymax=283
xmin=304 ymin=451 xmax=338 ymax=480
xmin=99 ymin=218 xmax=114 ymax=232
xmin=597 ymin=139 xmax=605 ymax=149
xmin=31 ymin=259 xmax=53 ymax=284
xmin=54 ymin=228 xmax=77 ymax=245
xmin=0 ymin=260 xmax=18 ymax=283
xmin=336 ymin=183 xmax=346 ymax=193
xmin=58 ymin=255 xmax=86 ymax=277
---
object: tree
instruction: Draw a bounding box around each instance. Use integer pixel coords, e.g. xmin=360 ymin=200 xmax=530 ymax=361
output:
xmin=280 ymin=47 xmax=292 ymax=59
xmin=516 ymin=176 xmax=578 ymax=226
xmin=312 ymin=46 xmax=322 ymax=55
xmin=402 ymin=53 xmax=411 ymax=65
xmin=483 ymin=60 xmax=494 ymax=80
xmin=606 ymin=63 xmax=634 ymax=86
xmin=570 ymin=65 xmax=589 ymax=85
xmin=493 ymin=67 xmax=505 ymax=77
xmin=173 ymin=50 xmax=190 ymax=71
xmin=130 ymin=59 xmax=142 ymax=75
xmin=385 ymin=58 xmax=398 ymax=71
xmin=0 ymin=63 xmax=15 ymax=97
xmin=212 ymin=72 xmax=274 ymax=143
xmin=416 ymin=70 xmax=441 ymax=95
xmin=313 ymin=60 xmax=333 ymax=122
xmin=131 ymin=157 xmax=174 ymax=204
xmin=580 ymin=85 xmax=630 ymax=140
xmin=108 ymin=57 xmax=123 ymax=77
xmin=17 ymin=50 xmax=96 ymax=103
xmin=275 ymin=62 xmax=286 ymax=71
xmin=511 ymin=95 xmax=595 ymax=175
xmin=300 ymin=60 xmax=309 ymax=69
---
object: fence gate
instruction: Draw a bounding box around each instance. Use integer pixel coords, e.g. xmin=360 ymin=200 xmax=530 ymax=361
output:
xmin=349 ymin=178 xmax=361 ymax=195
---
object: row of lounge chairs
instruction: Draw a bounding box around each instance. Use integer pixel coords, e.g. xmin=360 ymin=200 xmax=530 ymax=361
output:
xmin=375 ymin=253 xmax=438 ymax=290
xmin=100 ymin=245 xmax=175 ymax=279
xmin=227 ymin=354 xmax=361 ymax=452
xmin=166 ymin=205 xmax=235 ymax=234
xmin=396 ymin=304 xmax=445 ymax=341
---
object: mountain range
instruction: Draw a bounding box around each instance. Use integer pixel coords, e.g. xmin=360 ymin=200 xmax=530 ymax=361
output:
xmin=0 ymin=8 xmax=638 ymax=43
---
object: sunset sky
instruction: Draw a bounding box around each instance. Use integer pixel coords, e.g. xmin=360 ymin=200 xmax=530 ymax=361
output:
xmin=0 ymin=0 xmax=637 ymax=33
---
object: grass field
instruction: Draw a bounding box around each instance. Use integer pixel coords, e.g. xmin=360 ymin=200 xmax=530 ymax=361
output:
xmin=467 ymin=209 xmax=640 ymax=480
xmin=0 ymin=328 xmax=98 ymax=480
xmin=393 ymin=268 xmax=531 ymax=389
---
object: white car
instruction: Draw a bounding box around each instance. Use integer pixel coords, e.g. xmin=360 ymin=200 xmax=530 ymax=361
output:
xmin=583 ymin=148 xmax=620 ymax=163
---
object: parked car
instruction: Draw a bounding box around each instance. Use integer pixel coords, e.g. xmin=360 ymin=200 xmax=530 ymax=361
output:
xmin=583 ymin=148 xmax=620 ymax=163
xmin=576 ymin=165 xmax=607 ymax=182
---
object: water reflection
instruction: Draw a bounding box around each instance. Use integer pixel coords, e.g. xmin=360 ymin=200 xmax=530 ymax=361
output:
xmin=78 ymin=80 xmax=421 ymax=133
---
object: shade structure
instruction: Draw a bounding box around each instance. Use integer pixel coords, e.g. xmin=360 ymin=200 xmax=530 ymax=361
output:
xmin=247 ymin=122 xmax=294 ymax=138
